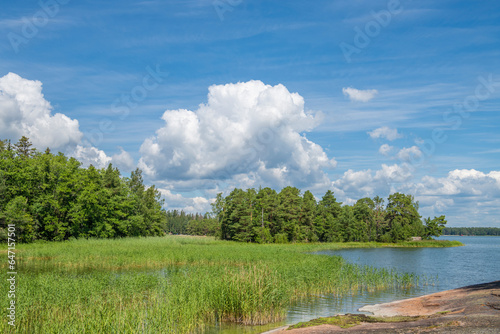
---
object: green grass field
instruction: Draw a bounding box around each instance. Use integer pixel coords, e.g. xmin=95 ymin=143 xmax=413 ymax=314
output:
xmin=1 ymin=236 xmax=461 ymax=333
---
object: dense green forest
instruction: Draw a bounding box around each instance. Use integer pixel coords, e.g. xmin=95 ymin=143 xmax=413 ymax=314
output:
xmin=1 ymin=136 xmax=446 ymax=243
xmin=209 ymin=187 xmax=447 ymax=243
xmin=0 ymin=137 xmax=167 ymax=242
xmin=442 ymin=227 xmax=500 ymax=236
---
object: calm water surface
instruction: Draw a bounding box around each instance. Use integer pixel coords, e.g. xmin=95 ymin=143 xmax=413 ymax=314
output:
xmin=209 ymin=236 xmax=500 ymax=333
xmin=318 ymin=236 xmax=499 ymax=292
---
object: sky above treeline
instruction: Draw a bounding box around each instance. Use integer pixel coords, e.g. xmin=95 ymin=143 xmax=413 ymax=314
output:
xmin=1 ymin=0 xmax=499 ymax=227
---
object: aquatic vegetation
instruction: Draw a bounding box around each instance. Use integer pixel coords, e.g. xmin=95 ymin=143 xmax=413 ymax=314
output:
xmin=1 ymin=236 xmax=426 ymax=333
xmin=396 ymin=240 xmax=463 ymax=247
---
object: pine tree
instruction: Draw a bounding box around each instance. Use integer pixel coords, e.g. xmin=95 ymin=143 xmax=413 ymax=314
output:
xmin=255 ymin=187 xmax=279 ymax=235
xmin=316 ymin=190 xmax=342 ymax=241
xmin=278 ymin=186 xmax=302 ymax=242
xmin=14 ymin=136 xmax=36 ymax=158
xmin=300 ymin=190 xmax=317 ymax=242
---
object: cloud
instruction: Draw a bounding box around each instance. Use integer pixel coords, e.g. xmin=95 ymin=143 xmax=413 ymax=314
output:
xmin=417 ymin=196 xmax=455 ymax=214
xmin=375 ymin=164 xmax=413 ymax=183
xmin=158 ymin=188 xmax=211 ymax=213
xmin=397 ymin=146 xmax=423 ymax=162
xmin=0 ymin=72 xmax=112 ymax=168
xmin=408 ymin=169 xmax=500 ymax=226
xmin=379 ymin=144 xmax=394 ymax=156
xmin=329 ymin=166 xmax=500 ymax=226
xmin=331 ymin=163 xmax=413 ymax=200
xmin=412 ymin=169 xmax=500 ymax=197
xmin=368 ymin=126 xmax=402 ymax=141
xmin=342 ymin=87 xmax=378 ymax=102
xmin=0 ymin=72 xmax=82 ymax=151
xmin=111 ymin=148 xmax=135 ymax=174
xmin=139 ymin=80 xmax=336 ymax=190
xmin=72 ymin=145 xmax=112 ymax=169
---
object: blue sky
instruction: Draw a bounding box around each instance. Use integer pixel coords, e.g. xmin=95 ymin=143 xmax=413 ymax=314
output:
xmin=1 ymin=0 xmax=499 ymax=227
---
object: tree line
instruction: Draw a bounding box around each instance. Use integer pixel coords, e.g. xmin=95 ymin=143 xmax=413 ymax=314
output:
xmin=442 ymin=227 xmax=500 ymax=236
xmin=1 ymin=136 xmax=447 ymax=244
xmin=207 ymin=187 xmax=447 ymax=243
xmin=0 ymin=137 xmax=167 ymax=242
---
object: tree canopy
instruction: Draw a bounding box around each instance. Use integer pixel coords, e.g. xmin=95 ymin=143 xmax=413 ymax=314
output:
xmin=1 ymin=137 xmax=450 ymax=244
xmin=0 ymin=137 xmax=167 ymax=242
xmin=209 ymin=187 xmax=447 ymax=243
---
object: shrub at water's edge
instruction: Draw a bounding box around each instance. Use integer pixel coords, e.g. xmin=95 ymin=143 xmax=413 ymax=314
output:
xmin=1 ymin=236 xmax=424 ymax=333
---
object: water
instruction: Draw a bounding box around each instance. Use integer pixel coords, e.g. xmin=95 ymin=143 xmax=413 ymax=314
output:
xmin=317 ymin=236 xmax=500 ymax=292
xmin=209 ymin=236 xmax=500 ymax=333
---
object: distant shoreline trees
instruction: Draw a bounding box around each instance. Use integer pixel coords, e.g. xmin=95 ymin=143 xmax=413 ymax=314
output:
xmin=442 ymin=227 xmax=500 ymax=236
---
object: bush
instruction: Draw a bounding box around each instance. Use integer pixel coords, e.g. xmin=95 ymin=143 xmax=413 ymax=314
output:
xmin=253 ymin=227 xmax=273 ymax=244
xmin=273 ymin=233 xmax=289 ymax=244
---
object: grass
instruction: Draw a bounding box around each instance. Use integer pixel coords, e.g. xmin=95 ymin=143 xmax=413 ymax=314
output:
xmin=391 ymin=240 xmax=463 ymax=248
xmin=1 ymin=236 xmax=460 ymax=333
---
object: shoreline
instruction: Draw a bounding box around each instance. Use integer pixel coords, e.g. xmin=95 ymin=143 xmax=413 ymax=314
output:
xmin=272 ymin=281 xmax=500 ymax=333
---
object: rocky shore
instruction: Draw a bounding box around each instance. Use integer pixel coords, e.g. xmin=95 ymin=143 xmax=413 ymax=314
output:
xmin=272 ymin=281 xmax=500 ymax=333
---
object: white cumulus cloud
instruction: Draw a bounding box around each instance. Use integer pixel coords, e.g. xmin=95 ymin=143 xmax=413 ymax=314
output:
xmin=412 ymin=169 xmax=500 ymax=197
xmin=138 ymin=80 xmax=336 ymax=190
xmin=158 ymin=188 xmax=212 ymax=213
xmin=408 ymin=169 xmax=500 ymax=226
xmin=342 ymin=87 xmax=378 ymax=102
xmin=72 ymin=145 xmax=112 ymax=169
xmin=328 ymin=166 xmax=500 ymax=226
xmin=0 ymin=72 xmax=82 ymax=151
xmin=0 ymin=72 xmax=113 ymax=168
xmin=397 ymin=146 xmax=423 ymax=162
xmin=111 ymin=148 xmax=136 ymax=174
xmin=368 ymin=126 xmax=402 ymax=141
xmin=331 ymin=163 xmax=413 ymax=200
xmin=379 ymin=144 xmax=394 ymax=156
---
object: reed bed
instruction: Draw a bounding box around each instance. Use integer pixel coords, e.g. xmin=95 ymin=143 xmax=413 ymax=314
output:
xmin=1 ymin=236 xmax=423 ymax=333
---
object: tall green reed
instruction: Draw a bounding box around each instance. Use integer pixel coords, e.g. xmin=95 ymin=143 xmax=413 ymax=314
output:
xmin=1 ymin=236 xmax=421 ymax=333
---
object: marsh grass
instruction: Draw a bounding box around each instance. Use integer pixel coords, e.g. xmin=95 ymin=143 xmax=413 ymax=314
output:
xmin=1 ymin=236 xmax=439 ymax=333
